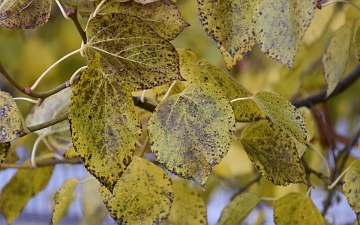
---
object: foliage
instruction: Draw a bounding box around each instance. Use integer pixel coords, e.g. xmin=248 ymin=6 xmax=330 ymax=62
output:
xmin=0 ymin=0 xmax=360 ymax=224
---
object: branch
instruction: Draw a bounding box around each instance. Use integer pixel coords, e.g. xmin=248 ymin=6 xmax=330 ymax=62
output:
xmin=67 ymin=8 xmax=87 ymax=44
xmin=0 ymin=157 xmax=82 ymax=169
xmin=338 ymin=126 xmax=360 ymax=172
xmin=292 ymin=63 xmax=360 ymax=108
xmin=231 ymin=174 xmax=261 ymax=200
xmin=133 ymin=96 xmax=157 ymax=112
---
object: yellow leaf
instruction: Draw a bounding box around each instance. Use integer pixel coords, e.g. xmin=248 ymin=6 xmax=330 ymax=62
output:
xmin=63 ymin=147 xmax=78 ymax=159
xmin=165 ymin=180 xmax=207 ymax=224
xmin=197 ymin=0 xmax=257 ymax=68
xmin=69 ymin=54 xmax=141 ymax=191
xmin=0 ymin=91 xmax=21 ymax=143
xmin=274 ymin=192 xmax=325 ymax=225
xmin=178 ymin=49 xmax=266 ymax=122
xmin=0 ymin=0 xmax=51 ymax=29
xmin=343 ymin=160 xmax=360 ymax=214
xmin=217 ymin=192 xmax=260 ymax=225
xmin=93 ymin=0 xmax=189 ymax=40
xmin=253 ymin=91 xmax=307 ymax=145
xmin=152 ymin=80 xmax=186 ymax=101
xmin=253 ymin=0 xmax=316 ymax=67
xmin=322 ymin=20 xmax=353 ymax=97
xmin=100 ymin=156 xmax=174 ymax=224
xmin=51 ymin=178 xmax=79 ymax=225
xmin=355 ymin=25 xmax=360 ymax=59
xmin=0 ymin=142 xmax=10 ymax=165
xmin=241 ymin=120 xmax=306 ymax=186
xmin=84 ymin=13 xmax=183 ymax=91
xmin=148 ymin=83 xmax=235 ymax=188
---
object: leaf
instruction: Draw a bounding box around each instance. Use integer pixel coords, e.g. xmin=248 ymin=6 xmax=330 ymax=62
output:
xmin=253 ymin=0 xmax=316 ymax=67
xmin=148 ymin=83 xmax=235 ymax=188
xmin=0 ymin=91 xmax=21 ymax=143
xmin=26 ymin=87 xmax=73 ymax=150
xmin=241 ymin=120 xmax=306 ymax=186
xmin=0 ymin=157 xmax=54 ymax=224
xmin=343 ymin=160 xmax=360 ymax=214
xmin=178 ymin=49 xmax=266 ymax=122
xmin=197 ymin=0 xmax=257 ymax=68
xmin=354 ymin=25 xmax=360 ymax=59
xmin=84 ymin=13 xmax=183 ymax=91
xmin=51 ymin=178 xmax=79 ymax=225
xmin=100 ymin=156 xmax=174 ymax=224
xmin=69 ymin=54 xmax=141 ymax=191
xmin=93 ymin=0 xmax=189 ymax=40
xmin=274 ymin=192 xmax=325 ymax=225
xmin=63 ymin=147 xmax=78 ymax=159
xmin=0 ymin=0 xmax=51 ymax=29
xmin=252 ymin=91 xmax=307 ymax=145
xmin=322 ymin=20 xmax=353 ymax=97
xmin=164 ymin=180 xmax=207 ymax=224
xmin=217 ymin=192 xmax=260 ymax=225
xmin=152 ymin=80 xmax=186 ymax=101
xmin=0 ymin=141 xmax=10 ymax=164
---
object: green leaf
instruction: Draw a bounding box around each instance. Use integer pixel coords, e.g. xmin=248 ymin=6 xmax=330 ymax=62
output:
xmin=26 ymin=87 xmax=73 ymax=150
xmin=253 ymin=0 xmax=316 ymax=67
xmin=354 ymin=25 xmax=360 ymax=59
xmin=197 ymin=0 xmax=257 ymax=68
xmin=84 ymin=13 xmax=183 ymax=91
xmin=0 ymin=91 xmax=21 ymax=143
xmin=252 ymin=91 xmax=307 ymax=145
xmin=148 ymin=83 xmax=235 ymax=188
xmin=241 ymin=120 xmax=306 ymax=186
xmin=178 ymin=49 xmax=266 ymax=122
xmin=0 ymin=157 xmax=54 ymax=224
xmin=274 ymin=192 xmax=325 ymax=225
xmin=343 ymin=160 xmax=360 ymax=214
xmin=0 ymin=142 xmax=10 ymax=165
xmin=322 ymin=20 xmax=353 ymax=97
xmin=69 ymin=54 xmax=141 ymax=191
xmin=164 ymin=180 xmax=207 ymax=224
xmin=93 ymin=0 xmax=189 ymax=40
xmin=217 ymin=192 xmax=260 ymax=225
xmin=100 ymin=156 xmax=174 ymax=224
xmin=0 ymin=0 xmax=51 ymax=29
xmin=51 ymin=178 xmax=79 ymax=225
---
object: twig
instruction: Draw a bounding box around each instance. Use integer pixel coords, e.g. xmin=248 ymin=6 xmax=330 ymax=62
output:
xmin=133 ymin=96 xmax=157 ymax=112
xmin=67 ymin=8 xmax=87 ymax=44
xmin=301 ymin=157 xmax=331 ymax=186
xmin=292 ymin=63 xmax=360 ymax=108
xmin=231 ymin=174 xmax=261 ymax=200
xmin=338 ymin=127 xmax=360 ymax=172
xmin=0 ymin=157 xmax=82 ymax=169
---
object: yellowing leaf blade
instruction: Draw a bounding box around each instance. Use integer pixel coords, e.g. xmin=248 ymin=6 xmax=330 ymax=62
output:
xmin=343 ymin=160 xmax=360 ymax=214
xmin=253 ymin=91 xmax=307 ymax=145
xmin=0 ymin=0 xmax=52 ymax=29
xmin=322 ymin=20 xmax=353 ymax=97
xmin=254 ymin=0 xmax=316 ymax=67
xmin=354 ymin=25 xmax=360 ymax=59
xmin=274 ymin=192 xmax=325 ymax=225
xmin=69 ymin=54 xmax=141 ymax=191
xmin=84 ymin=13 xmax=183 ymax=91
xmin=148 ymin=83 xmax=235 ymax=188
xmin=241 ymin=120 xmax=306 ymax=186
xmin=51 ymin=178 xmax=79 ymax=225
xmin=0 ymin=142 xmax=10 ymax=164
xmin=100 ymin=156 xmax=174 ymax=224
xmin=0 ymin=91 xmax=21 ymax=143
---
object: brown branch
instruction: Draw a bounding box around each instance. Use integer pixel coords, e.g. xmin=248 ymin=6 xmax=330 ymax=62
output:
xmin=292 ymin=63 xmax=360 ymax=108
xmin=338 ymin=127 xmax=360 ymax=172
xmin=0 ymin=157 xmax=82 ymax=169
xmin=67 ymin=8 xmax=87 ymax=44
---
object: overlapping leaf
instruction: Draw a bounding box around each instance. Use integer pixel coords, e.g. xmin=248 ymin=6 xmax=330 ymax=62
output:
xmin=252 ymin=91 xmax=307 ymax=145
xmin=148 ymin=83 xmax=235 ymax=188
xmin=178 ymin=49 xmax=266 ymax=122
xmin=274 ymin=192 xmax=325 ymax=225
xmin=217 ymin=192 xmax=260 ymax=225
xmin=241 ymin=120 xmax=306 ymax=186
xmin=0 ymin=157 xmax=54 ymax=224
xmin=100 ymin=156 xmax=174 ymax=224
xmin=0 ymin=0 xmax=51 ymax=29
xmin=51 ymin=178 xmax=79 ymax=225
xmin=164 ymin=180 xmax=207 ymax=224
xmin=69 ymin=54 xmax=141 ymax=191
xmin=322 ymin=20 xmax=353 ymax=97
xmin=83 ymin=13 xmax=183 ymax=91
xmin=0 ymin=91 xmax=21 ymax=143
xmin=0 ymin=142 xmax=10 ymax=164
xmin=197 ymin=0 xmax=257 ymax=68
xmin=343 ymin=160 xmax=360 ymax=214
xmin=26 ymin=87 xmax=73 ymax=150
xmin=93 ymin=0 xmax=188 ymax=40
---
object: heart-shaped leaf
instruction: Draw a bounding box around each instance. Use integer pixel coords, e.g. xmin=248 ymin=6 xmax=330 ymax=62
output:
xmin=84 ymin=13 xmax=183 ymax=91
xmin=69 ymin=54 xmax=141 ymax=191
xmin=0 ymin=91 xmax=21 ymax=143
xmin=148 ymin=83 xmax=235 ymax=188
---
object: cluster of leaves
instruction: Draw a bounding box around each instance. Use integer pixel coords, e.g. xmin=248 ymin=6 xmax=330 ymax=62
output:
xmin=0 ymin=0 xmax=360 ymax=224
